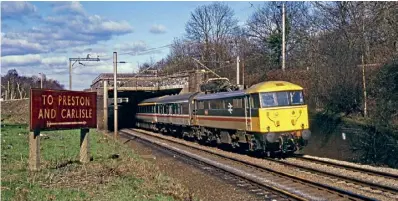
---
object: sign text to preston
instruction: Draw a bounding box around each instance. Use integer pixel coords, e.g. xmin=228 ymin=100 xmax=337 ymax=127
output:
xmin=38 ymin=95 xmax=93 ymax=119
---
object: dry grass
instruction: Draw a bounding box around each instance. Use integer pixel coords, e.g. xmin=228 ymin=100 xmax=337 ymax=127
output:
xmin=1 ymin=99 xmax=29 ymax=124
xmin=1 ymin=125 xmax=193 ymax=201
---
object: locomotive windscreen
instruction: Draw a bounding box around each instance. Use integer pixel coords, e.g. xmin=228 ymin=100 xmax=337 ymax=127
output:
xmin=260 ymin=91 xmax=304 ymax=107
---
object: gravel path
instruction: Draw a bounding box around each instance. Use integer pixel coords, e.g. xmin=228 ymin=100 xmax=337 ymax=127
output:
xmin=130 ymin=128 xmax=398 ymax=201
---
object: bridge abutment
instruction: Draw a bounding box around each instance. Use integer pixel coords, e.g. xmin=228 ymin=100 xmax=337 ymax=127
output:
xmin=90 ymin=70 xmax=207 ymax=132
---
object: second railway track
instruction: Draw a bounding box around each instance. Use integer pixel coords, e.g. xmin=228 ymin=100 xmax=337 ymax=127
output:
xmin=292 ymin=155 xmax=398 ymax=181
xmin=119 ymin=128 xmax=393 ymax=201
xmin=265 ymin=156 xmax=398 ymax=198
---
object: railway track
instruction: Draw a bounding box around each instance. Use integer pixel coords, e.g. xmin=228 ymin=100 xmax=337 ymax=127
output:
xmin=121 ymin=132 xmax=298 ymax=201
xmin=120 ymin=128 xmax=381 ymax=201
xmin=266 ymin=157 xmax=398 ymax=200
xmin=293 ymin=155 xmax=398 ymax=180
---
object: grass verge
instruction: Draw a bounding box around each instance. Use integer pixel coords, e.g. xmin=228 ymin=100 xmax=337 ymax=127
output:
xmin=1 ymin=124 xmax=192 ymax=201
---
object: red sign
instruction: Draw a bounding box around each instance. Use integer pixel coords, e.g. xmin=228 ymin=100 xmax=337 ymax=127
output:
xmin=30 ymin=89 xmax=97 ymax=131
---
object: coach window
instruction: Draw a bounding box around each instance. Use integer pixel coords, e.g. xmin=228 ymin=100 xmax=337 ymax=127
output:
xmin=178 ymin=104 xmax=182 ymax=114
xmin=177 ymin=104 xmax=181 ymax=114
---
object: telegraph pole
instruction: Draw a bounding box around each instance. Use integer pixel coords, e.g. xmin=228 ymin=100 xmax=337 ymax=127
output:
xmin=69 ymin=60 xmax=72 ymax=90
xmin=39 ymin=73 xmax=43 ymax=89
xmin=361 ymin=6 xmax=368 ymax=117
xmin=113 ymin=52 xmax=118 ymax=139
xmin=236 ymin=56 xmax=240 ymax=85
xmin=242 ymin=59 xmax=245 ymax=88
xmin=69 ymin=56 xmax=100 ymax=90
xmin=282 ymin=2 xmax=286 ymax=72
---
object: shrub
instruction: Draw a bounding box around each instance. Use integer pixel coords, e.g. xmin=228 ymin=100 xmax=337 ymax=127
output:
xmin=352 ymin=59 xmax=398 ymax=167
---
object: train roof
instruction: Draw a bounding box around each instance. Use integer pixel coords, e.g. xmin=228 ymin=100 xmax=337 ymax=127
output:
xmin=194 ymin=90 xmax=246 ymax=101
xmin=245 ymin=81 xmax=303 ymax=94
xmin=156 ymin=92 xmax=197 ymax=103
xmin=138 ymin=81 xmax=303 ymax=105
xmin=138 ymin=92 xmax=198 ymax=105
xmin=138 ymin=97 xmax=161 ymax=106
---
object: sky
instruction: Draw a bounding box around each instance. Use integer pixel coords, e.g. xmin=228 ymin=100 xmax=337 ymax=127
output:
xmin=1 ymin=1 xmax=264 ymax=90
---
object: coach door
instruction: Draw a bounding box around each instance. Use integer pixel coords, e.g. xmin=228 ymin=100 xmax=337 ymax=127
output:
xmin=244 ymin=95 xmax=252 ymax=131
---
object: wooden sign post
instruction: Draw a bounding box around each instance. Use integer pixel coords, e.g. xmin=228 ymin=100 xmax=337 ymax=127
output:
xmin=29 ymin=130 xmax=40 ymax=171
xmin=29 ymin=89 xmax=97 ymax=171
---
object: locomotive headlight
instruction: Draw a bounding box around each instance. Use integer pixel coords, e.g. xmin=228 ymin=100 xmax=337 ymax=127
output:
xmin=266 ymin=132 xmax=279 ymax=143
xmin=302 ymin=129 xmax=311 ymax=140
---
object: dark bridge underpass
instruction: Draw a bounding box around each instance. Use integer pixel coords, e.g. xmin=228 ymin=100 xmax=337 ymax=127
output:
xmin=107 ymin=88 xmax=182 ymax=131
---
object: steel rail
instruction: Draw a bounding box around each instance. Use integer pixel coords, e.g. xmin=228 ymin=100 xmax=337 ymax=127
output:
xmin=293 ymin=155 xmax=398 ymax=180
xmin=265 ymin=158 xmax=398 ymax=194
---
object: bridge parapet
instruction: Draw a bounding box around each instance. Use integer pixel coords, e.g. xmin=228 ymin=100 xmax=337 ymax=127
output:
xmin=90 ymin=70 xmax=204 ymax=93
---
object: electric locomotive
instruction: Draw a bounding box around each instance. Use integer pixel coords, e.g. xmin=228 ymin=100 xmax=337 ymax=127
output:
xmin=136 ymin=81 xmax=311 ymax=156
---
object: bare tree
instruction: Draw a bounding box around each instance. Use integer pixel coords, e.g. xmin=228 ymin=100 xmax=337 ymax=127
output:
xmin=1 ymin=69 xmax=63 ymax=100
xmin=246 ymin=2 xmax=311 ymax=69
xmin=185 ymin=2 xmax=239 ymax=69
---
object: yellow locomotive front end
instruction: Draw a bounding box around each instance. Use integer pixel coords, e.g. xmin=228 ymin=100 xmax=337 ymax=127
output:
xmin=246 ymin=81 xmax=311 ymax=155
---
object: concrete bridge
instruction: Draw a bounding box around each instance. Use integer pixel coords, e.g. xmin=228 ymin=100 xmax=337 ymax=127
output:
xmin=89 ymin=69 xmax=208 ymax=130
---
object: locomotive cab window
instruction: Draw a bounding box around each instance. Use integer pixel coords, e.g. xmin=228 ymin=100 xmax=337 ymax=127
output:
xmin=290 ymin=91 xmax=304 ymax=105
xmin=260 ymin=91 xmax=304 ymax=108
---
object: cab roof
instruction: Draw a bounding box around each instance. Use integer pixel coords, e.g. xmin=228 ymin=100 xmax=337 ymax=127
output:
xmin=245 ymin=81 xmax=303 ymax=94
